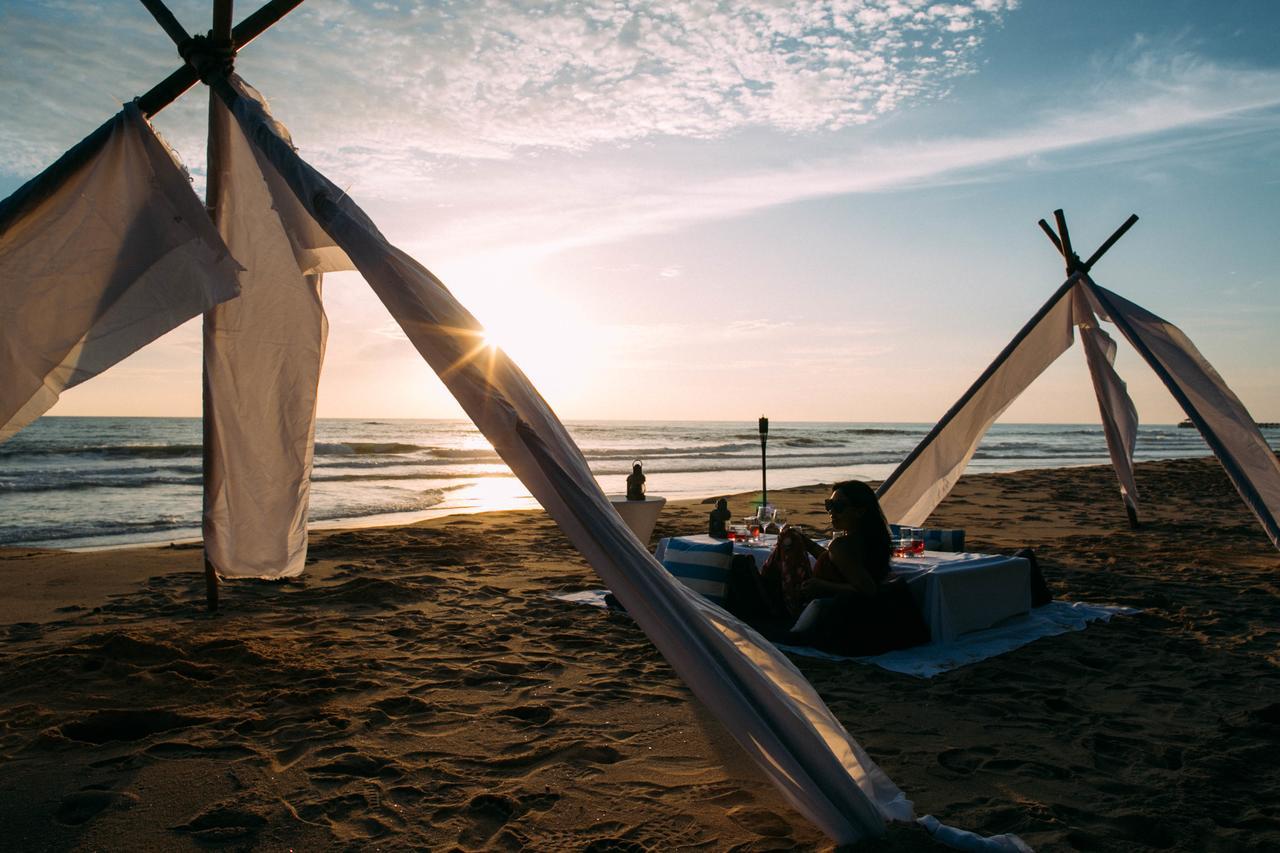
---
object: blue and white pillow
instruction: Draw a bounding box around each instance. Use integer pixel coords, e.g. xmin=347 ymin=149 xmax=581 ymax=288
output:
xmin=660 ymin=538 xmax=734 ymax=604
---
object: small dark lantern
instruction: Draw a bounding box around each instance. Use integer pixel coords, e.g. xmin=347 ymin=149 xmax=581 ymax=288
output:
xmin=625 ymin=460 xmax=646 ymax=501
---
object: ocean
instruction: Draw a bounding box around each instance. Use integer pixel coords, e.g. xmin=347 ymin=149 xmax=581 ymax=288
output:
xmin=2 ymin=417 xmax=1276 ymax=550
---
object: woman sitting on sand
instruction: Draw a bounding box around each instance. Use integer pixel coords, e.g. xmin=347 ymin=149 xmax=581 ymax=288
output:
xmin=753 ymin=480 xmax=926 ymax=655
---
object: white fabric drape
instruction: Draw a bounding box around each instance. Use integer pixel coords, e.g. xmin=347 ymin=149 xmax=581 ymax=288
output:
xmin=202 ymin=92 xmax=351 ymax=579
xmin=224 ymin=76 xmax=910 ymax=844
xmin=878 ymin=280 xmax=1081 ymax=526
xmin=1084 ymin=280 xmax=1280 ymax=549
xmin=1074 ymin=288 xmax=1140 ymax=521
xmin=0 ymin=104 xmax=240 ymax=442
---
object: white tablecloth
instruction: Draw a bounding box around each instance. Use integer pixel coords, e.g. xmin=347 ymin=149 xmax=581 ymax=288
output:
xmin=654 ymin=535 xmax=1031 ymax=644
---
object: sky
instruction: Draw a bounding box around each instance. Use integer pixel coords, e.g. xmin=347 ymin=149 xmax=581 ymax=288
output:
xmin=2 ymin=0 xmax=1278 ymax=424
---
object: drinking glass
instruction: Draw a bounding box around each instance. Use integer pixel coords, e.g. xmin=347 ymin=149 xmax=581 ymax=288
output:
xmin=891 ymin=529 xmax=906 ymax=558
xmin=772 ymin=508 xmax=787 ymax=533
xmin=901 ymin=527 xmax=924 ymax=556
xmin=757 ymin=505 xmax=774 ymax=536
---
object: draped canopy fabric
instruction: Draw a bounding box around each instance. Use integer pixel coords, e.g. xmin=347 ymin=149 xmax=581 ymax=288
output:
xmin=0 ymin=104 xmax=241 ymax=443
xmin=221 ymin=74 xmax=911 ymax=843
xmin=1084 ymin=280 xmax=1280 ymax=549
xmin=202 ymin=91 xmax=351 ymax=579
xmin=1074 ymin=287 xmax=1140 ymax=520
xmin=878 ymin=274 xmax=1278 ymax=553
xmin=878 ymin=279 xmax=1082 ymax=527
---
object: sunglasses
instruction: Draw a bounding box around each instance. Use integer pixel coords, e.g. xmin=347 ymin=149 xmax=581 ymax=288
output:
xmin=824 ymin=498 xmax=850 ymax=513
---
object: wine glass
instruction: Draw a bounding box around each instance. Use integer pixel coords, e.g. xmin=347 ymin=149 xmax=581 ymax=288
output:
xmin=771 ymin=508 xmax=787 ymax=534
xmin=756 ymin=505 xmax=775 ymax=538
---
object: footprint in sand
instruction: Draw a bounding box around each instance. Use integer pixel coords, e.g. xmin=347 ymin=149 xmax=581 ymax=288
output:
xmin=937 ymin=746 xmax=996 ymax=775
xmin=496 ymin=704 xmax=555 ymax=726
xmin=58 ymin=709 xmax=206 ymax=744
xmin=55 ymin=788 xmax=139 ymax=825
xmin=171 ymin=803 xmax=267 ymax=842
xmin=457 ymin=793 xmax=518 ymax=846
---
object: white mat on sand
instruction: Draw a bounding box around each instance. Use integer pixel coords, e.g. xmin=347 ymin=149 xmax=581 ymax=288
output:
xmin=555 ymin=591 xmax=1136 ymax=679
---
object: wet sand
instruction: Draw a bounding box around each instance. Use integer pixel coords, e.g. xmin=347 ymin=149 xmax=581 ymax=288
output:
xmin=0 ymin=457 xmax=1276 ymax=851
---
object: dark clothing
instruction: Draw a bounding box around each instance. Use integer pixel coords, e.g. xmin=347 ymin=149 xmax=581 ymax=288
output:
xmin=738 ymin=535 xmax=925 ymax=655
xmin=802 ymin=581 xmax=929 ymax=656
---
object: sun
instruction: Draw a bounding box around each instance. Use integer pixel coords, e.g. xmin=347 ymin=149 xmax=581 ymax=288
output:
xmin=469 ymin=297 xmax=601 ymax=406
xmin=440 ymin=253 xmax=605 ymax=410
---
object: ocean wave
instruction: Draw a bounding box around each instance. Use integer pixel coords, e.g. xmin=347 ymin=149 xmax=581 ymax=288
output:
xmin=427 ymin=447 xmax=503 ymax=461
xmin=971 ymin=448 xmax=1105 ymax=460
xmin=311 ymin=470 xmax=504 ymax=482
xmin=977 ymin=440 xmax=1069 ymax=452
xmin=0 ymin=443 xmax=203 ymax=459
xmin=314 ymin=442 xmax=428 ymax=456
xmin=836 ymin=427 xmax=919 ymax=436
xmin=0 ymin=475 xmax=202 ymax=493
xmin=0 ymin=514 xmax=195 ymax=546
xmin=778 ymin=437 xmax=846 ymax=448
xmin=308 ymin=489 xmax=449 ymax=522
xmin=581 ymin=443 xmax=758 ymax=460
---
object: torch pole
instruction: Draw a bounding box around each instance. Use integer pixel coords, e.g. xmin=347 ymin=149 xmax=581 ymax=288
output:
xmin=758 ymin=416 xmax=769 ymax=508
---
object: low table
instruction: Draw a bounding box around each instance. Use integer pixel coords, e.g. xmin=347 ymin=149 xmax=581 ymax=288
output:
xmin=607 ymin=495 xmax=667 ymax=546
xmin=654 ymin=535 xmax=1031 ymax=644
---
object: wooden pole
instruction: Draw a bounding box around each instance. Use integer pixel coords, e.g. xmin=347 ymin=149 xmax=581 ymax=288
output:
xmin=1083 ymin=214 xmax=1139 ymax=272
xmin=758 ymin=416 xmax=769 ymax=508
xmin=137 ymin=0 xmax=305 ymax=116
xmin=1044 ymin=211 xmax=1144 ymax=528
xmin=2 ymin=0 xmax=303 ymax=234
xmin=138 ymin=0 xmax=194 ymax=48
xmin=200 ymin=0 xmax=236 ymax=613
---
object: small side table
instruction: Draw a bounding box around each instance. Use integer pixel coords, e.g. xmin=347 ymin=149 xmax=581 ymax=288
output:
xmin=607 ymin=495 xmax=667 ymax=546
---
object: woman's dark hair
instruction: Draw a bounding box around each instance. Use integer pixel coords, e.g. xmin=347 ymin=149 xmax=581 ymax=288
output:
xmin=833 ymin=479 xmax=892 ymax=582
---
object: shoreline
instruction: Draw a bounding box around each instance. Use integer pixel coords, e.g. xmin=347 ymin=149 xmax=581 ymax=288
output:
xmin=0 ymin=456 xmax=1276 ymax=851
xmin=10 ymin=451 xmax=1237 ymax=554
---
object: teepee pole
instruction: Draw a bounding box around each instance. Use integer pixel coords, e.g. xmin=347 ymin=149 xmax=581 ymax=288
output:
xmin=139 ymin=0 xmax=193 ymax=47
xmin=1042 ymin=211 xmax=1143 ymax=528
xmin=200 ymin=0 xmax=235 ymax=613
xmin=136 ymin=0 xmax=305 ymax=611
xmin=1083 ymin=215 xmax=1139 ymax=271
xmin=2 ymin=0 xmax=302 ymax=236
xmin=137 ymin=0 xmax=305 ymax=117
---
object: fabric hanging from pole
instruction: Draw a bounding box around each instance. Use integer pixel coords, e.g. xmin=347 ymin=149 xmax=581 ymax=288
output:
xmin=0 ymin=104 xmax=241 ymax=443
xmin=1083 ymin=280 xmax=1280 ymax=550
xmin=1073 ymin=288 xmax=1140 ymax=521
xmin=221 ymin=75 xmax=911 ymax=844
xmin=202 ymin=92 xmax=350 ymax=579
xmin=878 ymin=281 xmax=1081 ymax=527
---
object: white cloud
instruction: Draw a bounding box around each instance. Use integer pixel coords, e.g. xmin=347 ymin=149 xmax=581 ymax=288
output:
xmin=0 ymin=0 xmax=1015 ymax=180
xmin=393 ymin=48 xmax=1280 ymax=261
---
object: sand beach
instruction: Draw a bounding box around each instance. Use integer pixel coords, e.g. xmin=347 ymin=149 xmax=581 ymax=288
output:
xmin=0 ymin=456 xmax=1276 ymax=851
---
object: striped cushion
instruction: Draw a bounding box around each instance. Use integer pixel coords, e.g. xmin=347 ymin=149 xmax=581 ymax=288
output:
xmin=890 ymin=525 xmax=965 ymax=552
xmin=660 ymin=538 xmax=734 ymax=604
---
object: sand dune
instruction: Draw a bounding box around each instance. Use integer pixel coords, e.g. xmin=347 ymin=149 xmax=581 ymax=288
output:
xmin=0 ymin=457 xmax=1276 ymax=850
